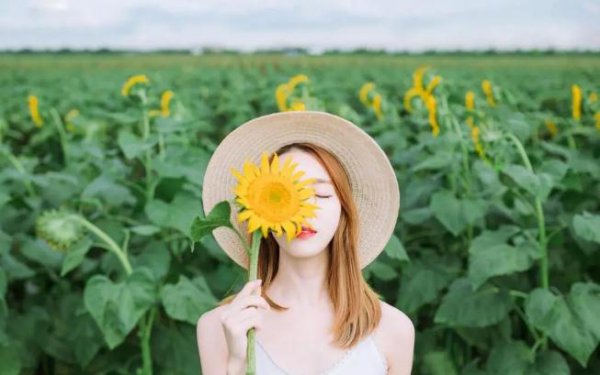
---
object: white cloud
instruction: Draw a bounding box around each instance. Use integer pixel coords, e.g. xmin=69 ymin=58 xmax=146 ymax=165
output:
xmin=0 ymin=0 xmax=598 ymax=50
xmin=33 ymin=0 xmax=70 ymax=12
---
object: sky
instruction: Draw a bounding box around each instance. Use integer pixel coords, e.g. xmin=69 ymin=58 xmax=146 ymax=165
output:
xmin=0 ymin=0 xmax=599 ymax=52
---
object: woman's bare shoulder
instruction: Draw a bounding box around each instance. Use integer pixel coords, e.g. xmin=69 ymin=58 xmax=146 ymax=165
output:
xmin=198 ymin=303 xmax=228 ymax=328
xmin=376 ymin=300 xmax=416 ymax=374
xmin=379 ymin=300 xmax=414 ymax=335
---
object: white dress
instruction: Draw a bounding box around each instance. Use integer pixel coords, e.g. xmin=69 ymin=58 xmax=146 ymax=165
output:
xmin=255 ymin=333 xmax=389 ymax=375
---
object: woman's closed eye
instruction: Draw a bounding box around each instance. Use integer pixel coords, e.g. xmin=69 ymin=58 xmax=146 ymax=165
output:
xmin=316 ymin=194 xmax=332 ymax=198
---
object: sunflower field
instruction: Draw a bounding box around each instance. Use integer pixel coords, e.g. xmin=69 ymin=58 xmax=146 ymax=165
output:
xmin=0 ymin=53 xmax=599 ymax=375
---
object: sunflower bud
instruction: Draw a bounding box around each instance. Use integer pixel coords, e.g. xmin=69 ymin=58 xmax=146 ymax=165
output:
xmin=35 ymin=208 xmax=85 ymax=252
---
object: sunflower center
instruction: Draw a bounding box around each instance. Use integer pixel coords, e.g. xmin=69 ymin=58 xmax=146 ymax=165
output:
xmin=266 ymin=184 xmax=287 ymax=204
xmin=252 ymin=178 xmax=298 ymax=222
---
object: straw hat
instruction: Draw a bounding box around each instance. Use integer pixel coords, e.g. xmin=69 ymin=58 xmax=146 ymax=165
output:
xmin=201 ymin=111 xmax=400 ymax=270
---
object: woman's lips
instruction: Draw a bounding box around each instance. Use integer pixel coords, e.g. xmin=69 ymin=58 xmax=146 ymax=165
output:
xmin=297 ymin=226 xmax=317 ymax=239
xmin=297 ymin=230 xmax=316 ymax=239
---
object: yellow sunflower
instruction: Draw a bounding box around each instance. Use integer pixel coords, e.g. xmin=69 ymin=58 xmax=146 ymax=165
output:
xmin=481 ymin=79 xmax=496 ymax=107
xmin=229 ymin=151 xmax=320 ymax=243
xmin=28 ymin=95 xmax=43 ymax=127
xmin=121 ymin=74 xmax=149 ymax=97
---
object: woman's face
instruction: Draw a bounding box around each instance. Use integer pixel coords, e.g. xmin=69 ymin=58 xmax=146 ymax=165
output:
xmin=272 ymin=148 xmax=342 ymax=259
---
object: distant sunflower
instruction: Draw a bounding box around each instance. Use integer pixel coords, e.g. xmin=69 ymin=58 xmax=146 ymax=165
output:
xmin=481 ymin=79 xmax=496 ymax=107
xmin=160 ymin=90 xmax=174 ymax=117
xmin=229 ymin=151 xmax=319 ymax=243
xmin=121 ymin=74 xmax=149 ymax=97
xmin=28 ymin=95 xmax=43 ymax=127
xmin=359 ymin=82 xmax=375 ymax=105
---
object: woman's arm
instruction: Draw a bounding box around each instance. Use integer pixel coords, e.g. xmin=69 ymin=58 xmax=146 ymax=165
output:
xmin=197 ymin=306 xmax=246 ymax=375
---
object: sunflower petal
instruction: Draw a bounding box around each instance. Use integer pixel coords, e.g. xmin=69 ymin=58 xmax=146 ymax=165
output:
xmin=248 ymin=215 xmax=261 ymax=233
xmin=273 ymin=223 xmax=283 ymax=237
xmin=282 ymin=221 xmax=295 ymax=237
xmin=297 ymin=189 xmax=316 ymax=199
xmin=261 ymin=223 xmax=270 ymax=238
xmin=270 ymin=153 xmax=280 ymax=176
xmin=230 ymin=167 xmax=246 ymax=183
xmin=260 ymin=152 xmax=270 ymax=175
xmin=295 ymin=178 xmax=317 ymax=189
xmin=291 ymin=170 xmax=305 ymax=181
xmin=243 ymin=161 xmax=256 ymax=179
xmin=238 ymin=210 xmax=253 ymax=222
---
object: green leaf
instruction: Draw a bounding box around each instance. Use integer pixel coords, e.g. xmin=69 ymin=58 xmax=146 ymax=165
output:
xmin=0 ymin=268 xmax=6 ymax=297
xmin=152 ymin=148 xmax=210 ymax=186
xmin=539 ymin=159 xmax=568 ymax=185
xmin=161 ymin=275 xmax=218 ymax=324
xmin=401 ymin=207 xmax=432 ymax=225
xmin=467 ymin=226 xmax=539 ymax=289
xmin=1 ymin=252 xmax=35 ymax=281
xmin=572 ymin=211 xmax=600 ymax=245
xmin=430 ymin=190 xmax=487 ymax=236
xmin=435 ymin=277 xmax=512 ymax=327
xmin=0 ymin=269 xmax=6 ymax=333
xmin=190 ymin=200 xmax=234 ymax=243
xmin=20 ymin=236 xmax=64 ymax=269
xmin=383 ymin=234 xmax=409 ymax=262
xmin=132 ymin=240 xmax=171 ymax=280
xmin=117 ymin=129 xmax=157 ymax=159
xmin=526 ymin=350 xmax=569 ymax=375
xmin=42 ymin=293 xmax=103 ymax=367
xmin=524 ymin=288 xmax=557 ymax=331
xmin=525 ymin=284 xmax=600 ymax=367
xmin=473 ymin=160 xmax=506 ymax=198
xmin=460 ymin=361 xmax=487 ymax=375
xmin=412 ymin=152 xmax=457 ymax=172
xmin=130 ymin=225 xmax=161 ymax=236
xmin=0 ymin=230 xmax=11 ymax=257
xmin=82 ymin=174 xmax=137 ymax=207
xmin=83 ymin=267 xmax=157 ymax=349
xmin=422 ymin=351 xmax=458 ymax=375
xmin=146 ymin=190 xmax=202 ymax=236
xmin=502 ymin=164 xmax=554 ymax=201
xmin=485 ymin=340 xmax=529 ymax=375
xmin=152 ymin=322 xmax=201 ymax=375
xmin=569 ymin=282 xmax=600 ymax=340
xmin=35 ymin=172 xmax=81 ymax=208
xmin=396 ymin=254 xmax=460 ymax=313
xmin=0 ymin=343 xmax=22 ymax=375
xmin=0 ymin=190 xmax=10 ymax=209
xmin=364 ymin=261 xmax=397 ymax=282
xmin=61 ymin=237 xmax=93 ymax=276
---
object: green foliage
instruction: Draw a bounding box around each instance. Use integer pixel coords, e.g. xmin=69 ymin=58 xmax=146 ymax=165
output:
xmin=0 ymin=53 xmax=599 ymax=374
xmin=84 ymin=267 xmax=157 ymax=349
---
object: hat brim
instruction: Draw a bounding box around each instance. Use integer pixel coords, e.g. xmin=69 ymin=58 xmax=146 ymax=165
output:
xmin=201 ymin=111 xmax=400 ymax=270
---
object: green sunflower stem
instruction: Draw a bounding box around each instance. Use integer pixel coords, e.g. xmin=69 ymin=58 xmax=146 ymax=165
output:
xmin=140 ymin=91 xmax=154 ymax=202
xmin=49 ymin=108 xmax=70 ymax=166
xmin=72 ymin=215 xmax=133 ymax=275
xmin=1 ymin=149 xmax=35 ymax=197
xmin=505 ymin=132 xmax=549 ymax=351
xmin=158 ymin=133 xmax=166 ymax=161
xmin=246 ymin=230 xmax=262 ymax=375
xmin=137 ymin=306 xmax=157 ymax=375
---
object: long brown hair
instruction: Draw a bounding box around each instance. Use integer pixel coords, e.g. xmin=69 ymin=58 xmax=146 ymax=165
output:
xmin=216 ymin=142 xmax=383 ymax=349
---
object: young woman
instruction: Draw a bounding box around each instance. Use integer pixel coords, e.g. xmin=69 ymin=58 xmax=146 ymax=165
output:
xmin=197 ymin=112 xmax=415 ymax=374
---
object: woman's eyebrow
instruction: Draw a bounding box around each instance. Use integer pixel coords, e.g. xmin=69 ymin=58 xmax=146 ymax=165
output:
xmin=313 ymin=178 xmax=331 ymax=185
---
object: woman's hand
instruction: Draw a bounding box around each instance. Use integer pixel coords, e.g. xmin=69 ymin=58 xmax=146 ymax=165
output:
xmin=220 ymin=279 xmax=271 ymax=363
